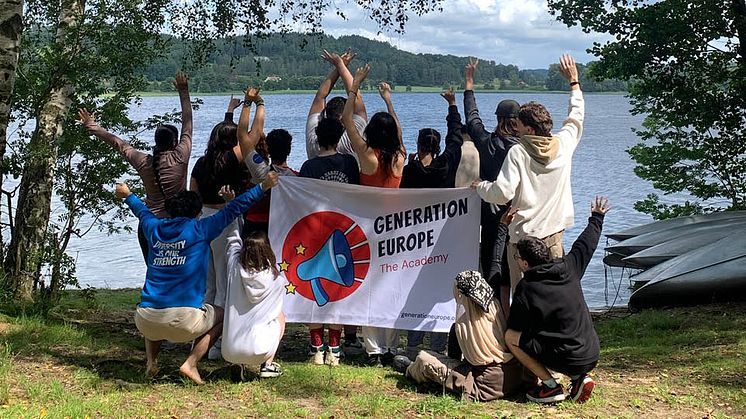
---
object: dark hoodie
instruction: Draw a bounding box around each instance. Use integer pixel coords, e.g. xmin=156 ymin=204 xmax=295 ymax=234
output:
xmin=507 ymin=213 xmax=604 ymax=368
xmin=400 ymin=105 xmax=464 ymax=189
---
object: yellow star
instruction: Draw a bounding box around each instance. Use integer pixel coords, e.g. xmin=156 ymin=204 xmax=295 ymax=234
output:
xmin=285 ymin=282 xmax=297 ymax=294
xmin=279 ymin=260 xmax=290 ymax=272
xmin=295 ymin=243 xmax=307 ymax=255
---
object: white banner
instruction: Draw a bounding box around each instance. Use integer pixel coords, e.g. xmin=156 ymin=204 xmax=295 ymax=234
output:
xmin=268 ymin=177 xmax=480 ymax=332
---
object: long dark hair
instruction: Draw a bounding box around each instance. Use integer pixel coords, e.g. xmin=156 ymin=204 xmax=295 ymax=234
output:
xmin=202 ymin=121 xmax=238 ymax=181
xmin=241 ymin=230 xmax=279 ymax=277
xmin=364 ymin=112 xmax=403 ymax=178
xmin=152 ymin=124 xmax=179 ymax=199
xmin=417 ymin=128 xmax=441 ymax=157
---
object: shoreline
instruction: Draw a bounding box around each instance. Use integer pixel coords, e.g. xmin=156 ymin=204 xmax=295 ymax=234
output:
xmin=133 ymin=89 xmax=628 ymax=97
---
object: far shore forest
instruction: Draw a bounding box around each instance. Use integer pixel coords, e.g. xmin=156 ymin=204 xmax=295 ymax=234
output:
xmin=140 ymin=33 xmax=629 ymax=94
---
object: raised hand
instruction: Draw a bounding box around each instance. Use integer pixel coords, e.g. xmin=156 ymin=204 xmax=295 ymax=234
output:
xmin=173 ymin=71 xmax=189 ymax=91
xmin=440 ymin=88 xmax=456 ymax=106
xmin=500 ymin=206 xmax=519 ymax=225
xmin=115 ymin=182 xmax=131 ymax=199
xmin=78 ymin=108 xmax=97 ymax=129
xmin=340 ymin=48 xmax=355 ymax=66
xmin=322 ymin=49 xmax=343 ymax=67
xmin=559 ymin=54 xmax=579 ymax=83
xmin=244 ymin=86 xmax=262 ymax=104
xmin=227 ymin=95 xmax=242 ymax=112
xmin=351 ymin=64 xmax=370 ymax=91
xmin=218 ymin=185 xmax=235 ymax=202
xmin=378 ymin=82 xmax=392 ymax=101
xmin=464 ymin=57 xmax=479 ymax=90
xmin=591 ymin=196 xmax=611 ymax=216
xmin=261 ymin=171 xmax=279 ymax=191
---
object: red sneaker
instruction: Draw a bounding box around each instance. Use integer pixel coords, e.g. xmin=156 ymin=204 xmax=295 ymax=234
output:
xmin=569 ymin=375 xmax=595 ymax=403
xmin=526 ymin=383 xmax=565 ymax=403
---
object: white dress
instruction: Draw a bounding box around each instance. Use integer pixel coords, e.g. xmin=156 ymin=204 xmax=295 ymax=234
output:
xmin=221 ymin=220 xmax=284 ymax=366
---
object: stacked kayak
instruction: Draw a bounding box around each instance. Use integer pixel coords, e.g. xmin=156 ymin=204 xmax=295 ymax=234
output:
xmin=603 ymin=211 xmax=746 ymax=308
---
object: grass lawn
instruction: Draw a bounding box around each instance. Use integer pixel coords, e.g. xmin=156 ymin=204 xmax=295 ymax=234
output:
xmin=0 ymin=289 xmax=744 ymax=418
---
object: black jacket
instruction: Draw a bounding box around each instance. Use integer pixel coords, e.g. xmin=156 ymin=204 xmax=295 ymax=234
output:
xmin=400 ymin=105 xmax=464 ymax=189
xmin=507 ymin=214 xmax=604 ymax=368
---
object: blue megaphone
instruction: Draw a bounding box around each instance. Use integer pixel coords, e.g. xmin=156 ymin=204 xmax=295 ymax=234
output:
xmin=297 ymin=229 xmax=355 ymax=306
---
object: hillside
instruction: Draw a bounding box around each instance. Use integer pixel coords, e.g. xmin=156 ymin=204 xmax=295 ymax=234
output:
xmin=141 ymin=33 xmax=627 ymax=93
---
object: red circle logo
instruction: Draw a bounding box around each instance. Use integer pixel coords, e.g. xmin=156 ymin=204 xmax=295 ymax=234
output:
xmin=281 ymin=211 xmax=370 ymax=306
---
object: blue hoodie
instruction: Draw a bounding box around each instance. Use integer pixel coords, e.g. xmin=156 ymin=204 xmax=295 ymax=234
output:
xmin=126 ymin=184 xmax=265 ymax=309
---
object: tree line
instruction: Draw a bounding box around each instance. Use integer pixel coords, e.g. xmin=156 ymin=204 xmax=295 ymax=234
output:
xmin=139 ymin=33 xmax=628 ymax=93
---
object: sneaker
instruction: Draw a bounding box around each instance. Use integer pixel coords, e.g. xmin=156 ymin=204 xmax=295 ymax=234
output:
xmin=325 ymin=346 xmax=341 ymax=367
xmin=308 ymin=345 xmax=325 ymax=365
xmin=381 ymin=350 xmax=395 ymax=367
xmin=207 ymin=337 xmax=223 ymax=361
xmin=526 ymin=383 xmax=566 ymax=404
xmin=344 ymin=338 xmax=364 ymax=355
xmin=392 ymin=355 xmax=412 ymax=374
xmin=366 ymin=354 xmax=383 ymax=367
xmin=259 ymin=362 xmax=283 ymax=378
xmin=569 ymin=375 xmax=595 ymax=403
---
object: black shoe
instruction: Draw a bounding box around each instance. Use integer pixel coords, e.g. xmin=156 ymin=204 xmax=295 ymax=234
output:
xmin=381 ymin=350 xmax=395 ymax=367
xmin=366 ymin=354 xmax=383 ymax=367
xmin=392 ymin=355 xmax=412 ymax=374
xmin=526 ymin=382 xmax=565 ymax=403
xmin=569 ymin=375 xmax=595 ymax=403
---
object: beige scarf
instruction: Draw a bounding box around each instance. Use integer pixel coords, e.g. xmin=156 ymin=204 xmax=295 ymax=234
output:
xmin=519 ymin=134 xmax=560 ymax=165
xmin=454 ymin=286 xmax=513 ymax=366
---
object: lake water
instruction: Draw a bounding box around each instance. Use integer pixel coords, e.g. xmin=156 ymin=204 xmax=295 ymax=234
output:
xmin=65 ymin=91 xmax=656 ymax=309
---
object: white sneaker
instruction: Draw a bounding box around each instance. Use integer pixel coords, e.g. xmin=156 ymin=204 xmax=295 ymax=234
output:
xmin=325 ymin=346 xmax=341 ymax=367
xmin=308 ymin=345 xmax=325 ymax=365
xmin=208 ymin=338 xmax=223 ymax=360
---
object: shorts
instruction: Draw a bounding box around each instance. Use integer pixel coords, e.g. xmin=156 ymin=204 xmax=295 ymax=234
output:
xmin=135 ymin=305 xmax=217 ymax=343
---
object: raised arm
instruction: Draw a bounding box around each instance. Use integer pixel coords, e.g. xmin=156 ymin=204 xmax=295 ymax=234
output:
xmin=309 ymin=54 xmax=342 ymax=116
xmin=173 ymin=71 xmax=193 ymax=159
xmin=440 ymin=89 xmax=464 ymax=167
xmin=556 ymin=54 xmax=585 ymax=148
xmin=342 ymin=64 xmax=378 ymax=173
xmin=238 ymin=87 xmax=265 ymax=160
xmin=566 ymin=196 xmax=609 ymax=278
xmin=378 ymin=82 xmax=403 ymax=152
xmin=79 ymin=108 xmax=148 ymax=167
xmin=118 ymin=182 xmax=157 ymax=231
xmin=462 ymin=58 xmax=490 ymax=148
xmin=333 ymin=50 xmax=366 ymax=120
xmin=224 ymin=94 xmax=241 ymax=123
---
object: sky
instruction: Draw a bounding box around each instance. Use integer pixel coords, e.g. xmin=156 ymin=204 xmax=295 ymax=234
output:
xmin=315 ymin=0 xmax=609 ymax=69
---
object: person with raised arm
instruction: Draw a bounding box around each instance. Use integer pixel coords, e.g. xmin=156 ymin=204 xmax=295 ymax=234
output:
xmin=239 ymin=87 xmax=298 ymax=236
xmin=400 ymin=89 xmax=465 ymax=359
xmin=306 ymin=49 xmax=367 ymax=159
xmin=462 ymin=58 xmax=522 ymax=314
xmin=117 ymin=172 xmax=278 ymax=385
xmin=505 ymin=196 xmax=609 ymax=404
xmin=342 ymin=64 xmax=406 ymax=366
xmin=474 ymin=55 xmax=585 ymax=293
xmin=78 ymin=71 xmax=193 ymax=261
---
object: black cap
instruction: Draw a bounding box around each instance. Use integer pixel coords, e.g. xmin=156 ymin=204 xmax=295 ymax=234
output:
xmin=495 ymin=99 xmax=520 ymax=118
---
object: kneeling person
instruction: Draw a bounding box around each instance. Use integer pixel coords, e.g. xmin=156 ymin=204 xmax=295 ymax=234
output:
xmin=505 ymin=196 xmax=610 ymax=403
xmin=118 ymin=174 xmax=278 ymax=384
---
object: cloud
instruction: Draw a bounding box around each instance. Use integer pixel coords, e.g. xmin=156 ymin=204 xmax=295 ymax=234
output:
xmin=316 ymin=0 xmax=609 ymax=68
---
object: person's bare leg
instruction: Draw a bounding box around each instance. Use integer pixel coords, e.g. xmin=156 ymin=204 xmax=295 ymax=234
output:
xmin=144 ymin=338 xmax=162 ymax=378
xmin=266 ymin=312 xmax=286 ymax=365
xmin=180 ymin=307 xmax=224 ymax=385
xmin=505 ymin=329 xmax=552 ymax=381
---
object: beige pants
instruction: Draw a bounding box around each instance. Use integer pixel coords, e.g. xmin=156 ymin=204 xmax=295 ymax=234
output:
xmin=507 ymin=230 xmax=565 ymax=292
xmin=135 ymin=305 xmax=217 ymax=343
xmin=406 ymin=350 xmax=535 ymax=402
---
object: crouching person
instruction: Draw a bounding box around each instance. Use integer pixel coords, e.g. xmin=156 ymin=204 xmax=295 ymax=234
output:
xmin=220 ymin=186 xmax=286 ymax=379
xmin=116 ymin=173 xmax=278 ymax=384
xmin=505 ymin=196 xmax=610 ymax=404
xmin=393 ymin=209 xmax=535 ymax=402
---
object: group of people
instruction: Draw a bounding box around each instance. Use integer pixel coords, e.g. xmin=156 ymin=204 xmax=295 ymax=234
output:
xmin=82 ymin=50 xmax=607 ymax=404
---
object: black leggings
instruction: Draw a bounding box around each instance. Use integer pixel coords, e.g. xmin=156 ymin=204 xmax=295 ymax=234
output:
xmin=479 ymin=203 xmax=510 ymax=291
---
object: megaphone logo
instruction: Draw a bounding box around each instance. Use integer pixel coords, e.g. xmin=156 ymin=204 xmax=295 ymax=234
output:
xmin=281 ymin=211 xmax=370 ymax=306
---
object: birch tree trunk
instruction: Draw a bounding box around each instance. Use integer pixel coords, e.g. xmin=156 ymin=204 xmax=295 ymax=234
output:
xmin=0 ymin=0 xmax=24 ymax=264
xmin=3 ymin=0 xmax=84 ymax=302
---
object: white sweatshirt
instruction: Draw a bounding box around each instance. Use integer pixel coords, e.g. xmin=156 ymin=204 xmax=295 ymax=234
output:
xmin=476 ymin=89 xmax=585 ymax=243
xmin=221 ymin=220 xmax=284 ymax=366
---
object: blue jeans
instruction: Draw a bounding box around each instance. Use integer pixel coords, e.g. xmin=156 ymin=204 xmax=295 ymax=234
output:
xmin=407 ymin=330 xmax=447 ymax=352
